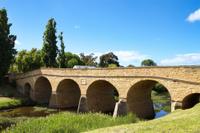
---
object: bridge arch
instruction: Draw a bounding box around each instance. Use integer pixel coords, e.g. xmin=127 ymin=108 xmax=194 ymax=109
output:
xmin=127 ymin=79 xmax=171 ymax=119
xmin=34 ymin=76 xmax=52 ymax=104
xmin=86 ymin=80 xmax=119 ymax=114
xmin=24 ymin=82 xmax=31 ymax=97
xmin=56 ymin=79 xmax=81 ymax=109
xmin=182 ymin=93 xmax=200 ymax=109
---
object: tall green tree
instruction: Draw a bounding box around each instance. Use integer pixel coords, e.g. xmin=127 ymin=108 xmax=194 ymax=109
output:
xmin=57 ymin=32 xmax=66 ymax=68
xmin=99 ymin=52 xmax=119 ymax=67
xmin=15 ymin=49 xmax=42 ymax=72
xmin=141 ymin=59 xmax=157 ymax=66
xmin=41 ymin=18 xmax=58 ymax=67
xmin=0 ymin=9 xmax=17 ymax=82
xmin=80 ymin=53 xmax=97 ymax=66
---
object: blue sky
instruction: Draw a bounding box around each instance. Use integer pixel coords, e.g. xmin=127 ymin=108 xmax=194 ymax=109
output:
xmin=1 ymin=0 xmax=200 ymax=66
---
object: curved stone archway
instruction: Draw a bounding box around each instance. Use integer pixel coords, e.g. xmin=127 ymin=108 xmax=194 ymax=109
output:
xmin=56 ymin=79 xmax=81 ymax=109
xmin=127 ymin=80 xmax=171 ymax=119
xmin=34 ymin=76 xmax=52 ymax=104
xmin=182 ymin=93 xmax=200 ymax=109
xmin=86 ymin=80 xmax=119 ymax=114
xmin=24 ymin=83 xmax=31 ymax=97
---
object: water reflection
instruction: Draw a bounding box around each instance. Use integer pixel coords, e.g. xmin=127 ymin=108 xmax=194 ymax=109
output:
xmin=0 ymin=106 xmax=58 ymax=117
xmin=155 ymin=110 xmax=168 ymax=118
xmin=154 ymin=103 xmax=169 ymax=118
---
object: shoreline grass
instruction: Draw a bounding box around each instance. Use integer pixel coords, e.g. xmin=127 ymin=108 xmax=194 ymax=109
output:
xmin=88 ymin=103 xmax=200 ymax=133
xmin=4 ymin=112 xmax=138 ymax=133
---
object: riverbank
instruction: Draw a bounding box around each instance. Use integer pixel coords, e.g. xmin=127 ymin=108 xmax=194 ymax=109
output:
xmin=89 ymin=103 xmax=200 ymax=133
xmin=0 ymin=97 xmax=23 ymax=110
xmin=4 ymin=112 xmax=138 ymax=133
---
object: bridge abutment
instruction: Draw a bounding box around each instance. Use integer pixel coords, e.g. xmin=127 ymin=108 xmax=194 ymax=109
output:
xmin=49 ymin=91 xmax=58 ymax=108
xmin=77 ymin=95 xmax=88 ymax=113
xmin=113 ymin=98 xmax=127 ymax=117
xmin=171 ymin=101 xmax=182 ymax=112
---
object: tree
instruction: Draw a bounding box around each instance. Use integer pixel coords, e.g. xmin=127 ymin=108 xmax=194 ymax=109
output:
xmin=0 ymin=9 xmax=17 ymax=82
xmin=15 ymin=49 xmax=42 ymax=72
xmin=80 ymin=53 xmax=97 ymax=66
xmin=65 ymin=52 xmax=83 ymax=68
xmin=108 ymin=64 xmax=118 ymax=68
xmin=152 ymin=83 xmax=168 ymax=93
xmin=99 ymin=52 xmax=119 ymax=67
xmin=41 ymin=18 xmax=58 ymax=67
xmin=127 ymin=64 xmax=135 ymax=68
xmin=57 ymin=32 xmax=66 ymax=68
xmin=141 ymin=59 xmax=157 ymax=66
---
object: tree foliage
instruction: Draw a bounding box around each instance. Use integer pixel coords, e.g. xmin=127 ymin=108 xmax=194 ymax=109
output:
xmin=65 ymin=52 xmax=83 ymax=68
xmin=152 ymin=83 xmax=168 ymax=93
xmin=99 ymin=52 xmax=119 ymax=67
xmin=41 ymin=18 xmax=58 ymax=67
xmin=127 ymin=64 xmax=135 ymax=68
xmin=141 ymin=59 xmax=157 ymax=66
xmin=80 ymin=53 xmax=97 ymax=66
xmin=0 ymin=9 xmax=17 ymax=82
xmin=15 ymin=49 xmax=42 ymax=72
xmin=108 ymin=64 xmax=118 ymax=68
xmin=57 ymin=32 xmax=66 ymax=68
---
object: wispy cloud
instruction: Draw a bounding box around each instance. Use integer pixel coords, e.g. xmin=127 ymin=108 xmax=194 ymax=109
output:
xmin=187 ymin=8 xmax=200 ymax=23
xmin=160 ymin=53 xmax=200 ymax=66
xmin=15 ymin=40 xmax=21 ymax=45
xmin=74 ymin=25 xmax=80 ymax=29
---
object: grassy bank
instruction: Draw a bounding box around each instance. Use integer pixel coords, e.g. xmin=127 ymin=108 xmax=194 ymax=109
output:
xmin=0 ymin=97 xmax=23 ymax=110
xmin=89 ymin=104 xmax=200 ymax=133
xmin=4 ymin=112 xmax=138 ymax=133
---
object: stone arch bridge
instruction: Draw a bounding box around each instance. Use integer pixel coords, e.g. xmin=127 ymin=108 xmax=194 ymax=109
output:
xmin=11 ymin=66 xmax=200 ymax=119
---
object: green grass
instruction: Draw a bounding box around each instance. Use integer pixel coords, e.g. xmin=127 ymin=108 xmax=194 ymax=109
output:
xmin=0 ymin=97 xmax=23 ymax=110
xmin=4 ymin=112 xmax=138 ymax=133
xmin=0 ymin=117 xmax=27 ymax=132
xmin=89 ymin=103 xmax=200 ymax=133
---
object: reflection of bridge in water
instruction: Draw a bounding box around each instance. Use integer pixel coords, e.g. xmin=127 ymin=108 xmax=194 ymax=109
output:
xmin=12 ymin=66 xmax=200 ymax=119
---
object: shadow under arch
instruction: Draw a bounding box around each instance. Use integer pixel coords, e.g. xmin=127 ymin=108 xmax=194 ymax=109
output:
xmin=56 ymin=79 xmax=81 ymax=109
xmin=86 ymin=80 xmax=119 ymax=114
xmin=127 ymin=79 xmax=171 ymax=119
xmin=24 ymin=82 xmax=31 ymax=97
xmin=34 ymin=76 xmax=52 ymax=104
xmin=182 ymin=93 xmax=200 ymax=109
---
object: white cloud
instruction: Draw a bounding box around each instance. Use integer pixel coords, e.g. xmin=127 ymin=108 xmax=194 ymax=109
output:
xmin=114 ymin=51 xmax=148 ymax=62
xmin=92 ymin=50 xmax=148 ymax=66
xmin=15 ymin=40 xmax=21 ymax=45
xmin=187 ymin=8 xmax=200 ymax=22
xmin=74 ymin=25 xmax=80 ymax=29
xmin=160 ymin=53 xmax=200 ymax=66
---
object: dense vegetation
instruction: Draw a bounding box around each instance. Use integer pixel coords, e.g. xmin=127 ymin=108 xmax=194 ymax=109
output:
xmin=0 ymin=9 xmax=17 ymax=83
xmin=89 ymin=104 xmax=200 ymax=133
xmin=5 ymin=112 xmax=138 ymax=133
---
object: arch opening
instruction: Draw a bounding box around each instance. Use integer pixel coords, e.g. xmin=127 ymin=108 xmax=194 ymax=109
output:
xmin=24 ymin=83 xmax=31 ymax=97
xmin=127 ymin=80 xmax=171 ymax=119
xmin=34 ymin=77 xmax=52 ymax=104
xmin=56 ymin=79 xmax=81 ymax=109
xmin=182 ymin=93 xmax=200 ymax=109
xmin=86 ymin=80 xmax=119 ymax=114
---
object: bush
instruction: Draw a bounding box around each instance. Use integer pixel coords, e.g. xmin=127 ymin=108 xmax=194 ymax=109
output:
xmin=152 ymin=83 xmax=167 ymax=93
